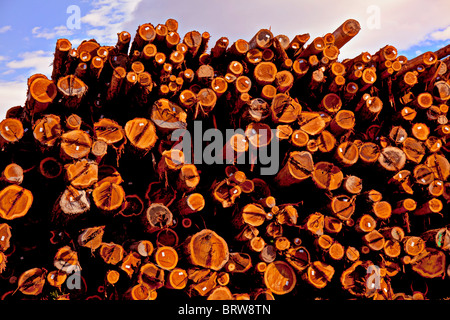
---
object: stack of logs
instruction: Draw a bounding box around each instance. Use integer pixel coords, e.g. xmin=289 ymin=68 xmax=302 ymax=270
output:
xmin=0 ymin=18 xmax=450 ymax=300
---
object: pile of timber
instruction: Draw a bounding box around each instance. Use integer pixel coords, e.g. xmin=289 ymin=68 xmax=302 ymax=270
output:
xmin=0 ymin=18 xmax=450 ymax=301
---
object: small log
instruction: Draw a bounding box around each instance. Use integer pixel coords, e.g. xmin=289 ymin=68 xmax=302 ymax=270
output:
xmin=275 ymin=70 xmax=294 ymax=93
xmin=425 ymin=153 xmax=450 ymax=181
xmin=58 ymin=186 xmax=90 ymax=217
xmin=324 ymin=216 xmax=343 ymax=234
xmin=263 ymin=261 xmax=296 ymax=295
xmin=60 ymin=129 xmax=92 ymax=160
xmin=249 ymin=29 xmax=273 ymax=50
xmin=233 ymin=203 xmax=266 ymax=228
xmin=292 ymin=58 xmax=309 ymax=79
xmin=356 ymin=214 xmax=376 ymax=233
xmin=345 ymin=247 xmax=360 ymax=263
xmin=175 ymin=193 xmax=205 ymax=216
xmin=0 ymin=185 xmax=33 ymax=220
xmin=54 ymin=245 xmax=81 ymax=274
xmin=428 ymin=180 xmax=444 ymax=197
xmin=403 ymin=236 xmax=425 ymax=256
xmin=303 ymin=261 xmax=335 ymax=289
xmin=274 ymin=151 xmax=314 ymax=187
xmin=271 ymin=93 xmax=302 ymax=123
xmin=177 ymin=164 xmax=200 ymax=192
xmin=254 ymin=62 xmax=277 ymax=85
xmin=0 ymin=223 xmax=12 ymax=251
xmin=372 ymin=201 xmax=392 ymax=220
xmin=298 ymin=111 xmax=326 ymax=135
xmin=47 ymin=270 xmax=67 ymax=289
xmin=2 ymin=163 xmax=23 ymax=185
xmin=343 ymin=175 xmax=363 ymax=194
xmin=0 ymin=118 xmax=24 ymax=144
xmin=151 ymin=98 xmax=187 ymax=133
xmin=330 ymin=194 xmax=356 ymax=221
xmin=392 ymin=198 xmax=417 ymax=215
xmin=413 ymin=198 xmax=443 ymax=216
xmin=312 ymin=161 xmax=344 ymax=191
xmin=411 ymin=248 xmax=446 ymax=279
xmin=259 ymin=245 xmax=276 ymax=264
xmin=249 ymin=236 xmax=266 ymax=252
xmin=130 ymin=240 xmax=154 ymax=257
xmin=332 ymin=19 xmax=361 ymax=49
xmin=65 ymin=159 xmax=98 ymax=189
xmin=363 ymin=230 xmax=385 ymax=251
xmin=228 ymin=39 xmax=249 ymax=56
xmin=378 ymin=146 xmax=406 ymax=172
xmin=99 ymin=242 xmax=124 ymax=265
xmin=154 ymin=246 xmax=178 ymax=270
xmin=335 ymin=141 xmax=359 ymax=167
xmin=166 ymin=268 xmax=188 ymax=290
xmin=139 ymin=262 xmax=165 ymax=290
xmin=26 ymin=77 xmax=57 ymax=114
xmin=304 ymin=212 xmax=324 ymax=236
xmin=144 ymin=203 xmax=174 ymax=233
xmin=92 ymin=181 xmax=125 ymax=212
xmin=17 ymin=268 xmax=47 ymax=296
xmin=78 ymin=225 xmax=105 ymax=251
xmin=388 ymin=170 xmax=414 ymax=195
xmin=57 ymin=75 xmax=88 ymax=109
xmin=184 ymin=229 xmax=229 ymax=271
xmin=124 ymin=283 xmax=152 ymax=300
xmin=124 ymin=118 xmax=158 ymax=153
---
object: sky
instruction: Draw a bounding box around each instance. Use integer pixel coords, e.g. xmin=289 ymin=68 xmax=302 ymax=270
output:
xmin=0 ymin=0 xmax=449 ymax=120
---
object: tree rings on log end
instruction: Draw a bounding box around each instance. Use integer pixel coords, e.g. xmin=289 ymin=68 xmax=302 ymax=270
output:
xmin=0 ymin=185 xmax=33 ymax=220
xmin=263 ymin=261 xmax=296 ymax=295
xmin=186 ymin=229 xmax=229 ymax=271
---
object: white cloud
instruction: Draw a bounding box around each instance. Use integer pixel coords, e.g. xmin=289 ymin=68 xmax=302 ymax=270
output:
xmin=80 ymin=0 xmax=142 ymax=44
xmin=0 ymin=80 xmax=27 ymax=120
xmin=6 ymin=50 xmax=53 ymax=77
xmin=32 ymin=25 xmax=74 ymax=40
xmin=0 ymin=25 xmax=12 ymax=34
xmin=430 ymin=26 xmax=450 ymax=41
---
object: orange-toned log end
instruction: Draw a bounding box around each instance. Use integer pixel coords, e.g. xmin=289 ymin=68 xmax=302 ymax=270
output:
xmin=402 ymin=138 xmax=426 ymax=164
xmin=132 ymin=240 xmax=154 ymax=257
xmin=413 ymin=164 xmax=434 ymax=186
xmin=0 ymin=118 xmax=24 ymax=143
xmin=106 ymin=269 xmax=120 ymax=285
xmin=254 ymin=62 xmax=277 ymax=85
xmin=155 ymin=246 xmax=178 ymax=271
xmin=330 ymin=110 xmax=355 ymax=137
xmin=229 ymin=39 xmax=250 ymax=56
xmin=207 ymin=286 xmax=233 ymax=300
xmin=372 ymin=201 xmax=392 ymax=220
xmin=275 ymin=70 xmax=294 ymax=93
xmin=274 ymin=151 xmax=314 ymax=187
xmin=298 ymin=111 xmax=326 ymax=135
xmin=291 ymin=129 xmax=309 ymax=147
xmin=428 ymin=180 xmax=445 ymax=197
xmin=335 ymin=141 xmax=359 ymax=167
xmin=411 ymin=248 xmax=446 ymax=279
xmin=249 ymin=29 xmax=273 ymax=50
xmin=411 ymin=123 xmax=430 ymax=141
xmin=331 ymin=195 xmax=356 ymax=221
xmin=2 ymin=163 xmax=24 ymax=185
xmin=320 ymin=93 xmax=342 ymax=114
xmin=138 ymin=262 xmax=165 ymax=291
xmin=0 ymin=185 xmax=33 ymax=220
xmin=17 ymin=268 xmax=47 ymax=296
xmin=126 ymin=283 xmax=151 ymax=300
xmin=177 ymin=164 xmax=200 ymax=192
xmin=177 ymin=193 xmax=205 ymax=215
xmin=276 ymin=124 xmax=293 ymax=141
xmin=359 ymin=142 xmax=380 ymax=164
xmin=244 ymin=122 xmax=273 ymax=148
xmin=65 ymin=114 xmax=82 ymax=131
xmin=286 ymin=246 xmax=310 ymax=272
xmin=0 ymin=223 xmax=12 ymax=252
xmin=305 ymin=212 xmax=324 ymax=236
xmin=99 ymin=242 xmax=124 ymax=265
xmin=329 ymin=242 xmax=345 ymax=261
xmin=263 ymin=261 xmax=296 ymax=295
xmin=356 ymin=214 xmax=376 ymax=233
xmin=65 ymin=159 xmax=98 ymax=189
xmin=151 ymin=98 xmax=187 ymax=133
xmin=94 ymin=118 xmax=124 ymax=145
xmin=78 ymin=226 xmax=105 ymax=251
xmin=332 ymin=19 xmax=361 ymax=49
xmin=304 ymin=261 xmax=335 ymax=289
xmin=57 ymin=75 xmax=87 ymax=105
xmin=211 ymin=77 xmax=228 ymax=97
xmin=33 ymin=114 xmax=62 ymax=147
xmin=414 ymin=198 xmax=443 ymax=216
xmin=124 ymin=118 xmax=158 ymax=152
xmin=60 ymin=130 xmax=92 ymax=160
xmin=197 ymin=88 xmax=217 ymax=114
xmin=426 ymin=153 xmax=450 ymax=181
xmin=54 ymin=245 xmax=81 ymax=273
xmin=28 ymin=77 xmax=57 ymax=113
xmin=92 ymin=181 xmax=125 ymax=212
xmin=384 ymin=240 xmax=401 ymax=258
xmin=166 ymin=268 xmax=188 ymax=290
xmin=271 ymin=93 xmax=302 ymax=124
xmin=316 ymin=234 xmax=333 ymax=250
xmin=145 ymin=203 xmax=173 ymax=233
xmin=378 ymin=146 xmax=406 ymax=171
xmin=346 ymin=247 xmax=360 ymax=262
xmin=363 ymin=230 xmax=385 ymax=251
xmin=249 ymin=236 xmax=266 ymax=252
xmin=312 ymin=161 xmax=343 ymax=191
xmin=186 ymin=229 xmax=229 ymax=271
xmin=343 ymin=175 xmax=363 ymax=194
xmin=59 ymin=186 xmax=90 ymax=216
xmin=47 ymin=270 xmax=68 ymax=289
xmin=261 ymin=84 xmax=277 ymax=101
